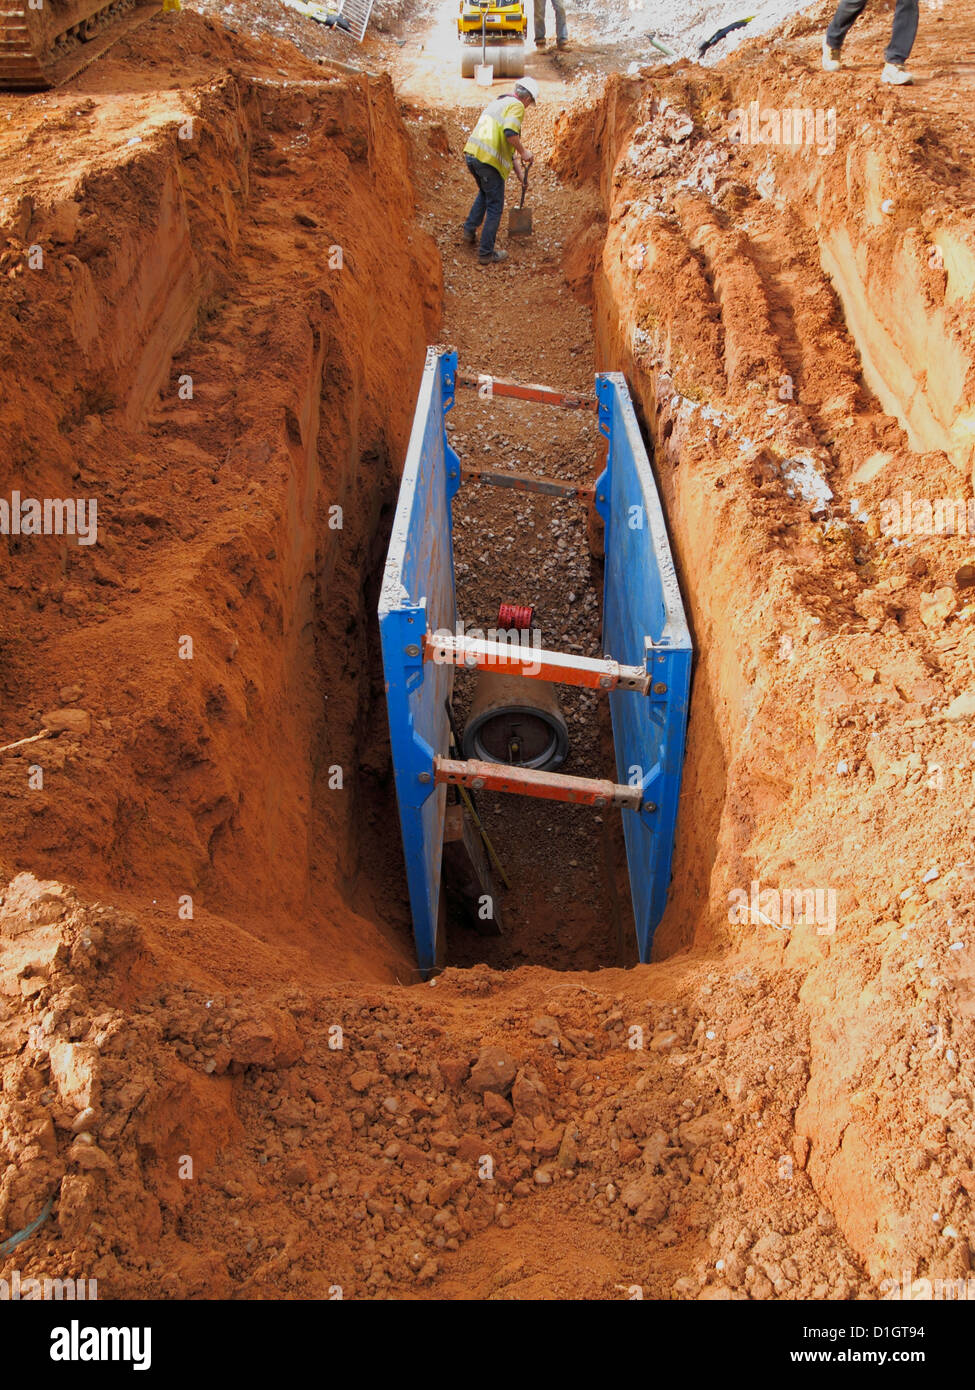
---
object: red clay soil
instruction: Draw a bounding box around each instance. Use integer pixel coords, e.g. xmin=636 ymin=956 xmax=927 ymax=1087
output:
xmin=553 ymin=0 xmax=975 ymax=1287
xmin=1 ymin=0 xmax=974 ymax=1300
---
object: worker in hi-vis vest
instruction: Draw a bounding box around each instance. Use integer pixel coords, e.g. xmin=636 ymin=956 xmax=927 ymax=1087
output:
xmin=462 ymin=76 xmax=538 ymax=266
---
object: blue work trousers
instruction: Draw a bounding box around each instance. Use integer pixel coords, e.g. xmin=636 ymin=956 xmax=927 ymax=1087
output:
xmin=463 ymin=154 xmax=506 ymax=257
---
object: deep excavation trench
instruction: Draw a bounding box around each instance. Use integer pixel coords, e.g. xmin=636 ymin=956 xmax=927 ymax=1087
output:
xmin=1 ymin=0 xmax=974 ymax=1301
xmin=436 ymin=355 xmax=631 ymax=973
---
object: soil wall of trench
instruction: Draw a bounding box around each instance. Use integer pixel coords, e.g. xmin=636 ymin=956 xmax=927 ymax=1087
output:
xmin=554 ymin=67 xmax=975 ymax=1279
xmin=0 ymin=49 xmax=441 ymax=984
xmin=0 ymin=37 xmax=446 ymax=1269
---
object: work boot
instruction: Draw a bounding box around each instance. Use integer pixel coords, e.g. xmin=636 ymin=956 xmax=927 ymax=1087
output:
xmin=462 ymin=226 xmax=476 ymax=244
xmin=535 ymin=37 xmax=547 ymax=50
xmin=880 ymin=61 xmax=913 ymax=84
xmin=822 ymin=38 xmax=841 ymax=71
xmin=556 ymin=38 xmax=570 ymax=50
xmin=478 ymin=249 xmax=508 ymax=265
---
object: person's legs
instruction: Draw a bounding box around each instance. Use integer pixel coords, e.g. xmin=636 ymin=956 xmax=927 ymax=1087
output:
xmin=463 ymin=155 xmax=487 ymax=238
xmin=533 ymin=0 xmax=546 ymax=42
xmin=477 ymin=164 xmax=506 ymax=258
xmin=886 ymin=0 xmax=918 ymax=63
xmin=551 ymin=0 xmax=568 ymax=43
xmin=826 ymin=0 xmax=869 ymax=50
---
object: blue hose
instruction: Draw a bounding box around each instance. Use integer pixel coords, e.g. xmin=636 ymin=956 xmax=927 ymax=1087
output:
xmin=0 ymin=1195 xmax=54 ymax=1259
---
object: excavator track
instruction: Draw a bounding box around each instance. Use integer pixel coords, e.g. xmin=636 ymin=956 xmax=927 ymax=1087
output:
xmin=0 ymin=0 xmax=158 ymax=91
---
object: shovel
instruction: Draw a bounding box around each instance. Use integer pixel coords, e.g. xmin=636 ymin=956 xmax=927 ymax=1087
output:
xmin=508 ymin=170 xmax=533 ymax=236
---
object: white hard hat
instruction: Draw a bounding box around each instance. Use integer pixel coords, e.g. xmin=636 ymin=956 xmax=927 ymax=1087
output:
xmin=515 ymin=76 xmax=540 ymax=102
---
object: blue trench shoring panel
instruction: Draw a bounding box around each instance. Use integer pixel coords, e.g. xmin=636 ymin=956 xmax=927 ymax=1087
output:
xmin=595 ymin=373 xmax=693 ymax=961
xmin=379 ymin=348 xmax=692 ymax=973
xmin=378 ymin=349 xmax=460 ymax=976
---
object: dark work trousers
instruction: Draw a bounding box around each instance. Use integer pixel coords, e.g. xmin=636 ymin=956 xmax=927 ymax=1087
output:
xmin=826 ymin=0 xmax=919 ymax=64
xmin=463 ymin=154 xmax=506 ymax=257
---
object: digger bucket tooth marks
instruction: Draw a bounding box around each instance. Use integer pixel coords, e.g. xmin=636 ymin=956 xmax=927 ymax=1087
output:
xmin=379 ymin=349 xmax=692 ymax=973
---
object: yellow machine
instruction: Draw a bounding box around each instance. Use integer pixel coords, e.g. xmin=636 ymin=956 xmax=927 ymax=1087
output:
xmin=457 ymin=0 xmax=526 ymax=79
xmin=0 ymin=0 xmax=156 ymax=89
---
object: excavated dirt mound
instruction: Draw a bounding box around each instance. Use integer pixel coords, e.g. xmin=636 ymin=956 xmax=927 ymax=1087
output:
xmin=1 ymin=0 xmax=974 ymax=1300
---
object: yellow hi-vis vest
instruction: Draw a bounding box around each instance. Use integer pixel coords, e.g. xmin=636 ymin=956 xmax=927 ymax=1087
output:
xmin=464 ymin=95 xmax=525 ymax=179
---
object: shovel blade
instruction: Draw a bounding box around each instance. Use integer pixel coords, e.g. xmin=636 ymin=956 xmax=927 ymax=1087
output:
xmin=508 ymin=208 xmax=533 ymax=236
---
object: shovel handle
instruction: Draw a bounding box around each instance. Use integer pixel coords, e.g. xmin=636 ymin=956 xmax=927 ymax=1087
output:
xmin=518 ymin=170 xmax=528 ymax=209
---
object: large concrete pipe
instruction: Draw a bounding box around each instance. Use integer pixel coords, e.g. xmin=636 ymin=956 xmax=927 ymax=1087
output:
xmin=462 ymin=671 xmax=569 ymax=771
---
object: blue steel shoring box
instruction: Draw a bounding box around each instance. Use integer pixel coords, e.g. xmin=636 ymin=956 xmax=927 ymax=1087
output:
xmin=379 ymin=349 xmax=692 ymax=973
xmin=378 ymin=349 xmax=460 ymax=975
xmin=594 ymin=373 xmax=692 ymax=961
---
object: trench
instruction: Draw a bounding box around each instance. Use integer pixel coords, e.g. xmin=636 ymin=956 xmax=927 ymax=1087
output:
xmin=377 ymin=86 xmax=663 ymax=975
xmin=0 ymin=26 xmax=960 ymax=987
xmin=0 ymin=44 xmax=639 ymax=985
xmin=2 ymin=0 xmax=974 ymax=1298
xmin=361 ymin=19 xmax=975 ymax=1277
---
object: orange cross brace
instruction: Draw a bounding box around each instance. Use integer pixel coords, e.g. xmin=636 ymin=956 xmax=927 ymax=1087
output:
xmin=434 ymin=757 xmax=644 ymax=810
xmin=455 ymin=370 xmax=598 ymax=412
xmin=461 ymin=466 xmax=596 ymax=502
xmin=424 ymin=632 xmax=651 ymax=694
